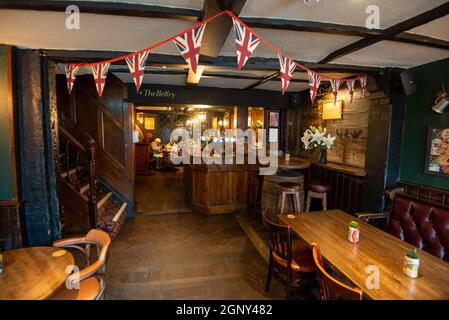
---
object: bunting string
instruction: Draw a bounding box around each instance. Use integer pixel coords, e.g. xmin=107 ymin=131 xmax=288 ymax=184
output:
xmin=64 ymin=10 xmax=367 ymax=101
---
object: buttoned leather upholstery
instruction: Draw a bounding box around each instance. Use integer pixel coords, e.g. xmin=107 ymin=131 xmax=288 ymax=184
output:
xmin=388 ymin=195 xmax=449 ymax=262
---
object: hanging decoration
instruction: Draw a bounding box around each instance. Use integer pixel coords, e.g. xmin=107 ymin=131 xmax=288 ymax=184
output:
xmin=346 ymin=79 xmax=356 ymax=103
xmin=61 ymin=10 xmax=366 ymax=101
xmin=125 ymin=50 xmax=150 ymax=92
xmin=308 ymin=71 xmax=321 ymax=105
xmin=173 ymin=23 xmax=206 ymax=74
xmin=360 ymin=75 xmax=368 ymax=97
xmin=64 ymin=64 xmax=79 ymax=94
xmin=91 ymin=62 xmax=110 ymax=97
xmin=278 ymin=54 xmax=297 ymax=95
xmin=231 ymin=16 xmax=261 ymax=70
xmin=330 ymin=79 xmax=341 ymax=105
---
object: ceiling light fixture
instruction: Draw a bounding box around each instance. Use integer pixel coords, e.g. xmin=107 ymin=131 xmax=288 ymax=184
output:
xmin=432 ymin=85 xmax=449 ymax=114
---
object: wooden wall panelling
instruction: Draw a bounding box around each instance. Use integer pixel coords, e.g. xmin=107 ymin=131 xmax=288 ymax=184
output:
xmin=0 ymin=202 xmax=25 ymax=251
xmin=307 ymin=165 xmax=364 ymax=214
xmin=397 ymin=180 xmax=449 ymax=208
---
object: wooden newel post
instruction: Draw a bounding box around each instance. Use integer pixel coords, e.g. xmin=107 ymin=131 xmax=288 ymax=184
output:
xmin=88 ymin=141 xmax=97 ymax=229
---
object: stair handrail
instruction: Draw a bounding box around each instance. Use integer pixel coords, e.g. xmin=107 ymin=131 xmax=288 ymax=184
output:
xmin=59 ymin=122 xmax=97 ymax=228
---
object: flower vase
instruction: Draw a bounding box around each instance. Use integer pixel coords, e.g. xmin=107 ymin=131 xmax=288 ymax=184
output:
xmin=319 ymin=149 xmax=327 ymax=164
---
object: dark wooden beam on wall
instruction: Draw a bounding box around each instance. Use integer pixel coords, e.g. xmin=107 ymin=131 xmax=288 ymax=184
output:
xmin=242 ymin=17 xmax=449 ymax=51
xmin=0 ymin=0 xmax=201 ymax=21
xmin=319 ymin=2 xmax=449 ymax=63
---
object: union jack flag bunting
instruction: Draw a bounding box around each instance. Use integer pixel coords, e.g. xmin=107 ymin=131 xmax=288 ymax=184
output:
xmin=360 ymin=75 xmax=368 ymax=97
xmin=330 ymin=79 xmax=341 ymax=105
xmin=173 ymin=23 xmax=206 ymax=74
xmin=125 ymin=50 xmax=150 ymax=92
xmin=346 ymin=79 xmax=356 ymax=103
xmin=91 ymin=62 xmax=110 ymax=97
xmin=64 ymin=64 xmax=79 ymax=95
xmin=231 ymin=17 xmax=261 ymax=70
xmin=278 ymin=54 xmax=297 ymax=95
xmin=308 ymin=71 xmax=321 ymax=105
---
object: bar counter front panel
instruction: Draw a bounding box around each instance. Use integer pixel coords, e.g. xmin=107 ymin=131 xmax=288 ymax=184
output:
xmin=184 ymin=156 xmax=366 ymax=215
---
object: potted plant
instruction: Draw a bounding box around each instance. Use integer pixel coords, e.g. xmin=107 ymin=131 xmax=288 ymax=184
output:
xmin=403 ymin=248 xmax=420 ymax=279
xmin=301 ymin=126 xmax=336 ymax=164
xmin=348 ymin=221 xmax=360 ymax=243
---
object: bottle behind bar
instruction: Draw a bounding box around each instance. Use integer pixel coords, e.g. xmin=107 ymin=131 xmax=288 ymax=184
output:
xmin=0 ymin=253 xmax=4 ymax=274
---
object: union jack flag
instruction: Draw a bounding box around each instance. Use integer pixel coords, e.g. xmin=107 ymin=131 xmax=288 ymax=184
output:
xmin=360 ymin=75 xmax=368 ymax=97
xmin=173 ymin=23 xmax=206 ymax=74
xmin=330 ymin=79 xmax=341 ymax=105
xmin=125 ymin=50 xmax=150 ymax=92
xmin=64 ymin=64 xmax=79 ymax=94
xmin=91 ymin=62 xmax=110 ymax=97
xmin=346 ymin=79 xmax=356 ymax=103
xmin=231 ymin=17 xmax=261 ymax=70
xmin=308 ymin=71 xmax=321 ymax=105
xmin=278 ymin=54 xmax=296 ymax=95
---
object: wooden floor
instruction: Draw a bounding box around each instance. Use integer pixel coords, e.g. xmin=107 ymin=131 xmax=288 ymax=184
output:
xmin=105 ymin=212 xmax=286 ymax=300
xmin=135 ymin=168 xmax=189 ymax=214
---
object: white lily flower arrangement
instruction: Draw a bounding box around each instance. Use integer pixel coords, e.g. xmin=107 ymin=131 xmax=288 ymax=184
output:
xmin=301 ymin=126 xmax=336 ymax=150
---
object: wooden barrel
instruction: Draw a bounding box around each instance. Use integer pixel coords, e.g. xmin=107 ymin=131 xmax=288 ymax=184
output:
xmin=261 ymin=170 xmax=304 ymax=219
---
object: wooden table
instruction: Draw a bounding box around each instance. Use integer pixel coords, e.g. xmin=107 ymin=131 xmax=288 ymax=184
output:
xmin=280 ymin=210 xmax=449 ymax=300
xmin=0 ymin=247 xmax=74 ymax=300
xmin=278 ymin=157 xmax=311 ymax=170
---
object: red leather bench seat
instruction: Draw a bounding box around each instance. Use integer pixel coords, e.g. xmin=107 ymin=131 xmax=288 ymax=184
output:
xmin=388 ymin=195 xmax=449 ymax=262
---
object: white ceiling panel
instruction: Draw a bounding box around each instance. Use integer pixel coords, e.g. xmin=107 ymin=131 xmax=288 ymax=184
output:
xmin=0 ymin=9 xmax=194 ymax=54
xmin=256 ymin=81 xmax=309 ymax=92
xmin=333 ymin=40 xmax=449 ymax=68
xmin=408 ymin=15 xmax=449 ymax=41
xmin=199 ymin=77 xmax=256 ymax=89
xmin=240 ymin=0 xmax=448 ymax=29
xmin=219 ymin=28 xmax=362 ymax=62
xmin=113 ymin=72 xmax=187 ymax=86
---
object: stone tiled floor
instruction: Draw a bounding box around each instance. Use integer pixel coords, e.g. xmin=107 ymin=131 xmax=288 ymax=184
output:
xmin=105 ymin=212 xmax=286 ymax=300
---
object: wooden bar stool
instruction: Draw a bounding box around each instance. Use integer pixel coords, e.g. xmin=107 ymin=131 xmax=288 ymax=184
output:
xmin=277 ymin=182 xmax=304 ymax=214
xmin=305 ymin=181 xmax=331 ymax=212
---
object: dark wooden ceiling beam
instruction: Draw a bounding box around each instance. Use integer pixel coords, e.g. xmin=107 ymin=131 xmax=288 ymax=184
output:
xmin=193 ymin=0 xmax=246 ymax=85
xmin=245 ymin=71 xmax=280 ymax=89
xmin=241 ymin=16 xmax=449 ymax=51
xmin=241 ymin=17 xmax=382 ymax=37
xmin=0 ymin=0 xmax=201 ymax=21
xmin=319 ymin=2 xmax=449 ymax=63
xmin=198 ymin=0 xmax=246 ymax=60
xmin=44 ymin=50 xmax=387 ymax=74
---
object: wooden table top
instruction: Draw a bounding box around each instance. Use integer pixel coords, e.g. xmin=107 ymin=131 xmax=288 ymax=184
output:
xmin=280 ymin=210 xmax=449 ymax=300
xmin=278 ymin=157 xmax=311 ymax=170
xmin=0 ymin=247 xmax=74 ymax=300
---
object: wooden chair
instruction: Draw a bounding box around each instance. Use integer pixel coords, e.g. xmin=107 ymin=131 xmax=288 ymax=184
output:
xmin=312 ymin=243 xmax=363 ymax=300
xmin=263 ymin=208 xmax=315 ymax=299
xmin=49 ymin=229 xmax=111 ymax=300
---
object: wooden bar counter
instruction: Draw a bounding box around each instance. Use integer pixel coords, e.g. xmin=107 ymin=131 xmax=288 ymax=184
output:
xmin=184 ymin=159 xmax=261 ymax=215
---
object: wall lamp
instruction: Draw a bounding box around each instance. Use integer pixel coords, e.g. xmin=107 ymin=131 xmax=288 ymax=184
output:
xmin=432 ymin=85 xmax=449 ymax=114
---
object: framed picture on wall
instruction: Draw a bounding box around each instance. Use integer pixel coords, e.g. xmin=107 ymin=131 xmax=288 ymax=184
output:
xmin=425 ymin=124 xmax=449 ymax=178
xmin=269 ymin=112 xmax=279 ymax=127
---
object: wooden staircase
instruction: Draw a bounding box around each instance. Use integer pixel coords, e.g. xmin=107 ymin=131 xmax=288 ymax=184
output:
xmin=58 ymin=122 xmax=127 ymax=239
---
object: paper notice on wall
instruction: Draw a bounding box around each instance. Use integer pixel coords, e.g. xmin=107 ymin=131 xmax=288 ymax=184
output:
xmin=133 ymin=130 xmax=139 ymax=143
xmin=269 ymin=128 xmax=278 ymax=143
